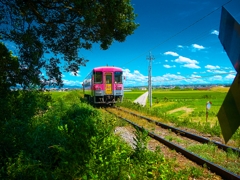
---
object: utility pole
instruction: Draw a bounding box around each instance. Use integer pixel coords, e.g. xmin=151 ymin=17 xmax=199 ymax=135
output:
xmin=147 ymin=52 xmax=154 ymax=107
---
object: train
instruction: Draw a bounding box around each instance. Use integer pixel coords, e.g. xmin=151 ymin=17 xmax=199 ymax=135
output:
xmin=82 ymin=66 xmax=124 ymax=105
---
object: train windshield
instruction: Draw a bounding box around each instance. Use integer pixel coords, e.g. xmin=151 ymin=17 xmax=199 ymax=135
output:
xmin=114 ymin=71 xmax=122 ymax=84
xmin=94 ymin=71 xmax=102 ymax=83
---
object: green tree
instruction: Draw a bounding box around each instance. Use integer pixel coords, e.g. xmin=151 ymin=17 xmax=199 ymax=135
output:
xmin=0 ymin=43 xmax=19 ymax=92
xmin=0 ymin=0 xmax=138 ymax=88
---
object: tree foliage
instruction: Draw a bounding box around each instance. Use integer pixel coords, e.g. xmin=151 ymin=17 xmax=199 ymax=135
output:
xmin=0 ymin=2 xmax=139 ymax=178
xmin=0 ymin=0 xmax=138 ymax=88
xmin=0 ymin=43 xmax=19 ymax=92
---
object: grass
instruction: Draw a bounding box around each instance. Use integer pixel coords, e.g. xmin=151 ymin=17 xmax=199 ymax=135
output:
xmin=165 ymin=135 xmax=185 ymax=144
xmin=47 ymin=90 xmax=234 ymax=179
xmin=124 ymin=90 xmax=147 ymax=101
xmin=125 ymin=88 xmax=228 ymax=125
xmin=50 ymin=91 xmax=70 ymax=99
xmin=187 ymin=143 xmax=240 ymax=174
xmin=120 ymin=88 xmax=240 ymax=175
xmin=47 ymin=90 xmax=217 ymax=179
xmin=122 ymin=87 xmax=240 ymax=147
xmin=50 ymin=90 xmax=84 ymax=100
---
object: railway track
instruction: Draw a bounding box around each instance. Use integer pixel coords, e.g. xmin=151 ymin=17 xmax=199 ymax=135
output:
xmin=115 ymin=107 xmax=240 ymax=155
xmin=105 ymin=107 xmax=240 ymax=180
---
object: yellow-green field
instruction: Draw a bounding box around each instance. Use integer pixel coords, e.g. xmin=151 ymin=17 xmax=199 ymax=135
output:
xmin=49 ymin=87 xmax=229 ymax=125
xmin=124 ymin=87 xmax=229 ymax=125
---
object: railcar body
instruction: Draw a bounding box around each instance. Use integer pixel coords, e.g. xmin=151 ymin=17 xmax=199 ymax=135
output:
xmin=83 ymin=66 xmax=124 ymax=105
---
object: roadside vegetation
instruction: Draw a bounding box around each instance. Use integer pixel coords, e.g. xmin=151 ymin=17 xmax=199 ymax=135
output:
xmin=1 ymin=90 xmax=219 ymax=179
xmin=108 ymin=106 xmax=240 ymax=175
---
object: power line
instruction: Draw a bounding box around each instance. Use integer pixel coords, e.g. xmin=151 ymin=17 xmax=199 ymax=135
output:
xmin=121 ymin=0 xmax=232 ymax=67
xmin=157 ymin=22 xmax=220 ymax=59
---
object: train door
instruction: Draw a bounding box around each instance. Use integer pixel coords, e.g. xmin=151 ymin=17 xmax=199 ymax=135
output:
xmin=105 ymin=73 xmax=112 ymax=95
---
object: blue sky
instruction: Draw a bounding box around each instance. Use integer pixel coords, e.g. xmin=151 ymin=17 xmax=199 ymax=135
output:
xmin=5 ymin=0 xmax=240 ymax=87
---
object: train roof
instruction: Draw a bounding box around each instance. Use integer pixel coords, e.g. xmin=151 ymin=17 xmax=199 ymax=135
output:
xmin=93 ymin=66 xmax=122 ymax=72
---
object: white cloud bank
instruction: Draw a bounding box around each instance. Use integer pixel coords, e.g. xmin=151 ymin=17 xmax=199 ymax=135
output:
xmin=183 ymin=63 xmax=201 ymax=69
xmin=211 ymin=30 xmax=219 ymax=35
xmin=163 ymin=50 xmax=201 ymax=69
xmin=175 ymin=56 xmax=200 ymax=69
xmin=164 ymin=51 xmax=179 ymax=56
xmin=192 ymin=44 xmax=205 ymax=50
xmin=225 ymin=74 xmax=235 ymax=79
xmin=123 ymin=69 xmax=148 ymax=86
xmin=163 ymin=64 xmax=176 ymax=68
xmin=63 ymin=79 xmax=82 ymax=86
xmin=205 ymin=65 xmax=220 ymax=70
xmin=175 ymin=56 xmax=198 ymax=64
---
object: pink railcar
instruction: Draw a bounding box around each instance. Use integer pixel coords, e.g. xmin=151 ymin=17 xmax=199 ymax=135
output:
xmin=83 ymin=66 xmax=124 ymax=105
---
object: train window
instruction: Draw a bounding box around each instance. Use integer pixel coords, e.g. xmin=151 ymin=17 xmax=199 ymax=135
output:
xmin=106 ymin=74 xmax=112 ymax=84
xmin=94 ymin=72 xmax=102 ymax=83
xmin=114 ymin=71 xmax=122 ymax=84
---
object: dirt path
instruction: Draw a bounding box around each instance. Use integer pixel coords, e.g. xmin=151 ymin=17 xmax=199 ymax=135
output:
xmin=133 ymin=91 xmax=148 ymax=106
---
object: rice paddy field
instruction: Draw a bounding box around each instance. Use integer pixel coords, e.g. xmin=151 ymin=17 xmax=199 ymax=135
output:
xmin=124 ymin=86 xmax=229 ymax=125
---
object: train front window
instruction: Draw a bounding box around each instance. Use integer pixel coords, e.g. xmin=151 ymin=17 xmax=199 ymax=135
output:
xmin=106 ymin=74 xmax=112 ymax=84
xmin=114 ymin=71 xmax=122 ymax=84
xmin=94 ymin=72 xmax=102 ymax=83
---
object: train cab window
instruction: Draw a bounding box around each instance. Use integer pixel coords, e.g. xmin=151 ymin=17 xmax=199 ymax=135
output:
xmin=114 ymin=71 xmax=122 ymax=84
xmin=94 ymin=72 xmax=102 ymax=83
xmin=106 ymin=74 xmax=112 ymax=84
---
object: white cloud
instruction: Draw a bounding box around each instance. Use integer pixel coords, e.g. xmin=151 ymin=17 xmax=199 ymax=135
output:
xmin=207 ymin=70 xmax=227 ymax=74
xmin=153 ymin=73 xmax=206 ymax=85
xmin=164 ymin=51 xmax=179 ymax=56
xmin=165 ymin=60 xmax=168 ymax=62
xmin=163 ymin=64 xmax=176 ymax=68
xmin=152 ymin=76 xmax=165 ymax=83
xmin=133 ymin=70 xmax=141 ymax=74
xmin=183 ymin=63 xmax=201 ymax=69
xmin=175 ymin=56 xmax=200 ymax=69
xmin=211 ymin=75 xmax=222 ymax=80
xmin=122 ymin=67 xmax=234 ymax=87
xmin=178 ymin=45 xmax=183 ymax=48
xmin=162 ymin=73 xmax=185 ymax=80
xmin=175 ymin=56 xmax=199 ymax=64
xmin=192 ymin=44 xmax=205 ymax=50
xmin=211 ymin=30 xmax=219 ymax=35
xmin=163 ymin=65 xmax=171 ymax=68
xmin=205 ymin=65 xmax=220 ymax=70
xmin=191 ymin=74 xmax=201 ymax=78
xmin=123 ymin=69 xmax=148 ymax=85
xmin=63 ymin=79 xmax=82 ymax=86
xmin=225 ymin=74 xmax=235 ymax=79
xmin=152 ymin=74 xmax=185 ymax=84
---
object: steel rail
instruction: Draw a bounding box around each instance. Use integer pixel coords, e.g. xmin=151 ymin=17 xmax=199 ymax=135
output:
xmin=106 ymin=109 xmax=240 ymax=180
xmin=115 ymin=107 xmax=240 ymax=155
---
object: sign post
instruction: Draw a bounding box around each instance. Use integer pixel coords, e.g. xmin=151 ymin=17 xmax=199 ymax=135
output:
xmin=206 ymin=101 xmax=212 ymax=122
xmin=218 ymin=6 xmax=240 ymax=143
